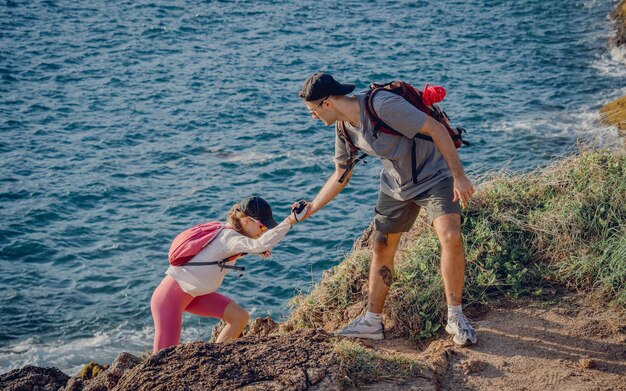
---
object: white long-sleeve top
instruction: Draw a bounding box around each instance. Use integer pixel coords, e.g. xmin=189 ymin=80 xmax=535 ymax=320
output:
xmin=166 ymin=219 xmax=292 ymax=297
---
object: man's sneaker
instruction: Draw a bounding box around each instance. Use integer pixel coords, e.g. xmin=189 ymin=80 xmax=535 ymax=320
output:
xmin=336 ymin=315 xmax=384 ymax=340
xmin=445 ymin=312 xmax=477 ymax=346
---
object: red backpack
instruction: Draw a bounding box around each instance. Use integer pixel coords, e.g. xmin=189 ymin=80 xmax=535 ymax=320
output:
xmin=337 ymin=81 xmax=470 ymax=184
xmin=168 ymin=221 xmax=245 ymax=272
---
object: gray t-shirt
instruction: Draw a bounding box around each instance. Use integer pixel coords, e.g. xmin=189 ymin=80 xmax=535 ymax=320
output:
xmin=334 ymin=91 xmax=451 ymax=201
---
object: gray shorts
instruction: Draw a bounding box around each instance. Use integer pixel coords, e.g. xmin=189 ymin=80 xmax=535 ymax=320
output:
xmin=374 ymin=177 xmax=461 ymax=233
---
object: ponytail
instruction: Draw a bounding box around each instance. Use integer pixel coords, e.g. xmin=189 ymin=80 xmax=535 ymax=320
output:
xmin=227 ymin=204 xmax=248 ymax=234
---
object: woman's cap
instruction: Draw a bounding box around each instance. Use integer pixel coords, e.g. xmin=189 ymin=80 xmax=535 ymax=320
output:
xmin=239 ymin=196 xmax=278 ymax=229
xmin=299 ymin=73 xmax=355 ymax=101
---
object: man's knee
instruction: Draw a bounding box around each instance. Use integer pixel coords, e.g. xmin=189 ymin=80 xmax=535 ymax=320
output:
xmin=433 ymin=215 xmax=463 ymax=247
xmin=373 ymin=230 xmax=390 ymax=247
xmin=372 ymin=231 xmax=401 ymax=252
xmin=439 ymin=229 xmax=463 ymax=250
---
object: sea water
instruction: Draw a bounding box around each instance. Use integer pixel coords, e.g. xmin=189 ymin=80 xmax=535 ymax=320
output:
xmin=1 ymin=0 xmax=624 ymax=375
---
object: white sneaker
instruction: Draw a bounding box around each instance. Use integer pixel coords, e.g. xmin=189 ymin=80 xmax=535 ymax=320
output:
xmin=445 ymin=312 xmax=477 ymax=346
xmin=336 ymin=315 xmax=384 ymax=340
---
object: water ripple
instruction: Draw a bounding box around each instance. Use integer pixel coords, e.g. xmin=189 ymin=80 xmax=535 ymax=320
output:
xmin=0 ymin=0 xmax=624 ymax=373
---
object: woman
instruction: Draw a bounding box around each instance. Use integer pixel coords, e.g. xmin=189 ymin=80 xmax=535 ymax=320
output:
xmin=151 ymin=196 xmax=304 ymax=352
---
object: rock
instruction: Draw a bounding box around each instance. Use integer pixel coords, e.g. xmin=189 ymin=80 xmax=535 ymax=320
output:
xmin=0 ymin=365 xmax=69 ymax=391
xmin=210 ymin=320 xmax=228 ymax=343
xmin=63 ymin=352 xmax=142 ymax=391
xmin=306 ymin=367 xmax=328 ymax=384
xmin=309 ymin=364 xmax=342 ymax=391
xmin=63 ymin=376 xmax=84 ymax=391
xmin=600 ymin=96 xmax=626 ymax=135
xmin=578 ymin=358 xmax=597 ymax=369
xmin=110 ymin=352 xmax=143 ymax=373
xmin=115 ymin=329 xmax=339 ymax=391
xmin=460 ymin=359 xmax=487 ymax=375
xmin=246 ymin=317 xmax=279 ymax=337
xmin=610 ymin=0 xmax=626 ymax=48
xmin=77 ymin=361 xmax=109 ymax=380
xmin=211 ymin=317 xmax=279 ymax=343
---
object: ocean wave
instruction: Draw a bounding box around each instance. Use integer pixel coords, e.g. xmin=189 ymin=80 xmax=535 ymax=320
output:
xmin=593 ymin=45 xmax=626 ymax=76
xmin=487 ymin=105 xmax=622 ymax=147
xmin=0 ymin=320 xmax=220 ymax=376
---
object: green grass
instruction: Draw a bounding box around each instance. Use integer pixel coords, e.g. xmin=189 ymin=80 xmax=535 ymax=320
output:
xmin=287 ymin=149 xmax=626 ymax=341
xmin=332 ymin=339 xmax=429 ymax=388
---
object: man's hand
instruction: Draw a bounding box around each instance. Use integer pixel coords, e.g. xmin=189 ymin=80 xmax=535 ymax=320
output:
xmin=452 ymin=175 xmax=474 ymax=208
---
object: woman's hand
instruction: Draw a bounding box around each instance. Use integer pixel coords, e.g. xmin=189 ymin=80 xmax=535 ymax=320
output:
xmin=290 ymin=199 xmax=310 ymax=222
xmin=258 ymin=250 xmax=271 ymax=259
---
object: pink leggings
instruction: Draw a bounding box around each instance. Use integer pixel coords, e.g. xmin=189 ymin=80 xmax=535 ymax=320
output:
xmin=151 ymin=275 xmax=233 ymax=353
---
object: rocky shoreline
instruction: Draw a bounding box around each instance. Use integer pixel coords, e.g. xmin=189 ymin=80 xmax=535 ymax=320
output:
xmin=611 ymin=0 xmax=626 ymax=48
xmin=3 ymin=296 xmax=624 ymax=391
xmin=1 ymin=330 xmax=338 ymax=391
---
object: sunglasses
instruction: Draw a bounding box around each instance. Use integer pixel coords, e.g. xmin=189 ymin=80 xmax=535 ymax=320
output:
xmin=248 ymin=216 xmax=267 ymax=232
xmin=308 ymin=96 xmax=329 ymax=115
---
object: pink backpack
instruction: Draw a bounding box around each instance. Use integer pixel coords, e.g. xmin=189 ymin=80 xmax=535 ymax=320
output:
xmin=168 ymin=221 xmax=225 ymax=266
xmin=168 ymin=221 xmax=246 ymax=274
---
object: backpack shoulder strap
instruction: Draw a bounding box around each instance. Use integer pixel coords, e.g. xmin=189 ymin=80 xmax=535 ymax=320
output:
xmin=366 ymin=84 xmax=435 ymax=142
xmin=364 ymin=87 xmax=404 ymax=137
xmin=336 ymin=120 xmax=360 ymax=153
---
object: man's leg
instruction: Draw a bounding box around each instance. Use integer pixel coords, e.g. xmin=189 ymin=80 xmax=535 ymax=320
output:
xmin=368 ymin=231 xmax=403 ymax=313
xmin=433 ymin=213 xmax=477 ymax=346
xmin=336 ymin=231 xmax=402 ymax=340
xmin=337 ymin=191 xmax=417 ymax=340
xmin=432 ymin=214 xmax=464 ymax=306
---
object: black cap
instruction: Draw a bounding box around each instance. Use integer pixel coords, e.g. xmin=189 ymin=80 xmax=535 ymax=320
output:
xmin=299 ymin=73 xmax=355 ymax=102
xmin=239 ymin=196 xmax=278 ymax=229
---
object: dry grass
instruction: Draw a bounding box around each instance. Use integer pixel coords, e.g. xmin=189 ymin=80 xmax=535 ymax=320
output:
xmin=332 ymin=339 xmax=430 ymax=389
xmin=600 ymin=96 xmax=626 ymax=134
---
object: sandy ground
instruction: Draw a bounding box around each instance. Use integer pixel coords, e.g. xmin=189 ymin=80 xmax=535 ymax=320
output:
xmin=358 ymin=297 xmax=625 ymax=391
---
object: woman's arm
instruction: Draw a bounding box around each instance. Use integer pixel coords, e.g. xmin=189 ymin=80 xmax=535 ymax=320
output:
xmin=224 ymin=218 xmax=294 ymax=254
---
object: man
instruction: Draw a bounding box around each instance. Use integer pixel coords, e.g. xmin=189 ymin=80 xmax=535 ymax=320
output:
xmin=298 ymin=72 xmax=477 ymax=346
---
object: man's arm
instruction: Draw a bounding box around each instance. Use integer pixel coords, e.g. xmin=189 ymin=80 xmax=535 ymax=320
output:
xmin=374 ymin=91 xmax=474 ymax=207
xmin=419 ymin=116 xmax=474 ymax=207
xmin=302 ymin=162 xmax=353 ymax=219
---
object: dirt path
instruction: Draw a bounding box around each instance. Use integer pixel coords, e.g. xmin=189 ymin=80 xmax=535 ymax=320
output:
xmin=360 ymin=297 xmax=625 ymax=391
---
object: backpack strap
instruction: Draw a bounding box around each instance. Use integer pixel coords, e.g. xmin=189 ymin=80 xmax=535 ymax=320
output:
xmin=338 ymin=152 xmax=368 ymax=184
xmin=364 ymin=85 xmax=470 ymax=184
xmin=184 ymin=226 xmax=246 ymax=273
xmin=367 ymin=84 xmax=467 ymax=143
xmin=336 ymin=121 xmax=367 ymax=184
xmin=365 ymin=87 xmax=422 ymax=185
xmin=336 ymin=121 xmax=360 ymax=154
xmin=184 ymin=254 xmax=247 ymax=277
xmin=365 ymin=88 xmax=404 ymax=138
xmin=184 ymin=258 xmax=246 ymax=270
xmin=366 ymin=87 xmax=432 ymax=139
